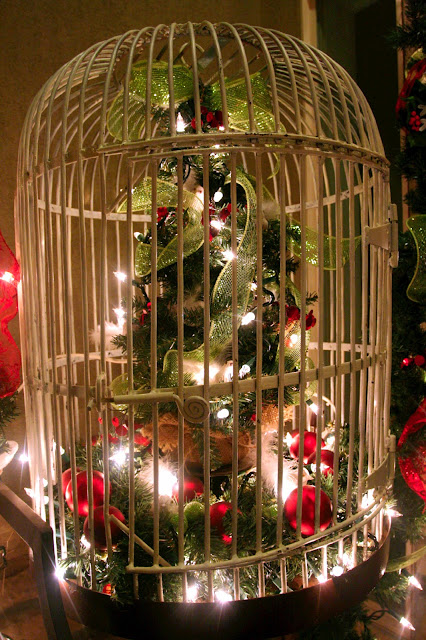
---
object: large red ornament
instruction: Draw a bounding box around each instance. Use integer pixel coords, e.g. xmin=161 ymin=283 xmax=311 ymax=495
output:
xmin=83 ymin=505 xmax=126 ymax=550
xmin=284 ymin=486 xmax=332 ymax=536
xmin=61 ymin=467 xmax=81 ymax=495
xmin=398 ymin=399 xmax=426 ymax=507
xmin=289 ymin=430 xmax=324 ymax=463
xmin=65 ymin=470 xmax=109 ymax=517
xmin=0 ymin=230 xmax=21 ymax=398
xmin=307 ymin=449 xmax=334 ymax=476
xmin=210 ymin=501 xmax=234 ymax=544
xmin=172 ymin=476 xmax=204 ymax=502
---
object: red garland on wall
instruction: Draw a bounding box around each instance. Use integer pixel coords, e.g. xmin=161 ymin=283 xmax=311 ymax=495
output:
xmin=397 ymin=398 xmax=426 ymax=508
xmin=0 ymin=230 xmax=20 ymax=398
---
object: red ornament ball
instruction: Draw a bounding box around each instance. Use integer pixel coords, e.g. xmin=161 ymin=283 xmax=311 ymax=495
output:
xmin=65 ymin=470 xmax=109 ymax=517
xmin=61 ymin=467 xmax=81 ymax=495
xmin=414 ymin=354 xmax=426 ymax=367
xmin=172 ymin=476 xmax=204 ymax=502
xmin=284 ymin=486 xmax=332 ymax=536
xmin=289 ymin=430 xmax=324 ymax=463
xmin=307 ymin=449 xmax=334 ymax=476
xmin=83 ymin=505 xmax=126 ymax=550
xmin=210 ymin=501 xmax=233 ymax=544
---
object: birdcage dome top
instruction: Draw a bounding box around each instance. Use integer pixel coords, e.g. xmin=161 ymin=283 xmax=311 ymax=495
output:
xmin=21 ymin=22 xmax=385 ymax=173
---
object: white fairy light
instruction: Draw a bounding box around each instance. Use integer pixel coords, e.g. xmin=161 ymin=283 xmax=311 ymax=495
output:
xmin=55 ymin=565 xmax=66 ymax=581
xmin=239 ymin=364 xmax=250 ymax=377
xmin=310 ymin=403 xmax=319 ymax=415
xmin=43 ymin=478 xmax=48 ymax=488
xmin=400 ymin=617 xmax=415 ymax=631
xmin=223 ymin=249 xmax=236 ymax=261
xmin=176 ymin=113 xmax=186 ymax=132
xmin=0 ymin=271 xmax=14 ymax=283
xmin=385 ymin=507 xmax=403 ymax=518
xmin=408 ymin=575 xmax=423 ymax=590
xmin=24 ymin=487 xmax=34 ymax=498
xmin=110 ymin=449 xmax=127 ymax=466
xmin=289 ymin=334 xmax=298 ymax=346
xmin=187 ymin=583 xmax=199 ymax=602
xmin=241 ymin=312 xmax=255 ymax=325
xmin=213 ymin=190 xmax=223 ymax=203
xmin=317 ymin=573 xmax=328 ymax=583
xmin=215 ymin=590 xmax=232 ymax=603
xmin=224 ymin=364 xmax=233 ymax=382
xmin=113 ymin=271 xmax=127 ymax=282
xmin=325 ymin=434 xmax=335 ymax=447
xmin=250 ymin=282 xmax=257 ymax=291
xmin=19 ymin=452 xmax=29 ymax=463
xmin=217 ymin=408 xmax=230 ymax=419
xmin=218 ymin=125 xmax=225 ymax=131
xmin=330 ymin=565 xmax=344 ymax=577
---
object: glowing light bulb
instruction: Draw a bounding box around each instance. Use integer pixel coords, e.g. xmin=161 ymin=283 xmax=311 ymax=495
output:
xmin=114 ymin=271 xmax=127 ymax=282
xmin=217 ymin=408 xmax=230 ymax=419
xmin=55 ymin=565 xmax=66 ymax=581
xmin=0 ymin=271 xmax=14 ymax=283
xmin=331 ymin=565 xmax=344 ymax=577
xmin=224 ymin=365 xmax=233 ymax=382
xmin=241 ymin=312 xmax=255 ymax=326
xmin=400 ymin=617 xmax=415 ymax=631
xmin=218 ymin=125 xmax=225 ymax=131
xmin=223 ymin=249 xmax=235 ymax=261
xmin=310 ymin=403 xmax=318 ymax=415
xmin=19 ymin=452 xmax=29 ymax=463
xmin=326 ymin=434 xmax=335 ymax=447
xmin=408 ymin=575 xmax=423 ymax=590
xmin=158 ymin=465 xmax=178 ymax=497
xmin=250 ymin=282 xmax=257 ymax=291
xmin=213 ymin=190 xmax=223 ymax=203
xmin=52 ymin=441 xmax=65 ymax=455
xmin=317 ymin=574 xmax=328 ymax=583
xmin=110 ymin=450 xmax=127 ymax=466
xmin=342 ymin=553 xmax=354 ymax=569
xmin=176 ymin=113 xmax=186 ymax=132
xmin=187 ymin=583 xmax=199 ymax=602
xmin=239 ymin=364 xmax=250 ymax=377
xmin=289 ymin=334 xmax=298 ymax=346
xmin=215 ymin=590 xmax=232 ymax=603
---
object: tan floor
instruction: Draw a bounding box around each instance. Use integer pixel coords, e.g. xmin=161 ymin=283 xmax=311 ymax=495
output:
xmin=0 ymin=510 xmax=424 ymax=640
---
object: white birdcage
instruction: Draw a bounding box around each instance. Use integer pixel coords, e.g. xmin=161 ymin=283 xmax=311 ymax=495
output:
xmin=16 ymin=22 xmax=397 ymax=638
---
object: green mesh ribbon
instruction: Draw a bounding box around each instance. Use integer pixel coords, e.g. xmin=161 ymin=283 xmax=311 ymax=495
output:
xmin=108 ymin=61 xmax=194 ymax=141
xmin=107 ymin=61 xmax=279 ymax=140
xmin=287 ymin=224 xmax=360 ymax=270
xmin=210 ymin=72 xmax=280 ymax=133
xmin=162 ymin=171 xmax=257 ymax=386
xmin=122 ymin=180 xmax=205 ymax=277
xmin=406 ymin=214 xmax=426 ymax=303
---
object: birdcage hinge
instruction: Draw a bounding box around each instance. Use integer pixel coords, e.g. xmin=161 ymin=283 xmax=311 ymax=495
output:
xmin=365 ymin=205 xmax=399 ymax=268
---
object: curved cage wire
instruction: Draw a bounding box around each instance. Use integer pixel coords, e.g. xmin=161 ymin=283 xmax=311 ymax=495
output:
xmin=16 ymin=22 xmax=395 ymax=619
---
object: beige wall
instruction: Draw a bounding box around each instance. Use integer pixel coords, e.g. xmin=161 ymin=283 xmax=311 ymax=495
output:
xmin=0 ymin=0 xmax=301 ymax=494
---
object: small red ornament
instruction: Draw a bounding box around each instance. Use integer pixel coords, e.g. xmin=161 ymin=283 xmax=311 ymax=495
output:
xmin=285 ymin=305 xmax=300 ymax=324
xmin=210 ymin=501 xmax=235 ymax=544
xmin=288 ymin=430 xmax=324 ymax=463
xmin=307 ymin=449 xmax=334 ymax=476
xmin=172 ymin=476 xmax=204 ymax=502
xmin=401 ymin=356 xmax=414 ymax=368
xmin=65 ymin=470 xmax=109 ymax=517
xmin=284 ymin=486 xmax=332 ymax=536
xmin=414 ymin=354 xmax=426 ymax=367
xmin=102 ymin=583 xmax=113 ymax=596
xmin=83 ymin=505 xmax=126 ymax=550
xmin=114 ymin=423 xmax=128 ymax=437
